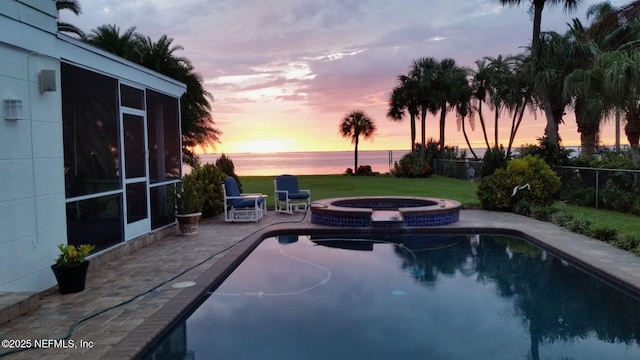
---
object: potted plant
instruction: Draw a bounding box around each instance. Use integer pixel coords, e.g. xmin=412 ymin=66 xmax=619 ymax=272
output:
xmin=175 ymin=174 xmax=206 ymax=235
xmin=51 ymin=244 xmax=95 ymax=294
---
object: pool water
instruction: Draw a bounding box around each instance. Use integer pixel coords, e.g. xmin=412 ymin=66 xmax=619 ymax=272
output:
xmin=143 ymin=233 xmax=640 ymax=360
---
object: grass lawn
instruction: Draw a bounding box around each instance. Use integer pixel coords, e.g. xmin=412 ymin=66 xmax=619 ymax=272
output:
xmin=241 ymin=174 xmax=480 ymax=207
xmin=239 ymin=174 xmax=640 ymax=246
xmin=555 ymin=202 xmax=640 ymax=238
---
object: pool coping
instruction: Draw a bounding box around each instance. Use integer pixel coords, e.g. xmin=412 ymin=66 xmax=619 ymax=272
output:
xmin=103 ymin=210 xmax=640 ymax=359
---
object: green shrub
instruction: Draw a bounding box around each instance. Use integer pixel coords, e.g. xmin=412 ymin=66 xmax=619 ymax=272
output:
xmin=551 ymin=212 xmax=576 ymax=227
xmin=190 ymin=164 xmax=226 ymax=218
xmin=550 ymin=212 xmax=591 ymax=234
xmin=611 ymin=233 xmax=639 ymax=251
xmin=477 ymin=155 xmax=561 ymax=212
xmin=564 ymin=187 xmax=596 ymax=207
xmin=565 ymin=217 xmax=592 ymax=235
xmin=632 ymin=198 xmax=640 ymax=215
xmin=589 ymin=225 xmax=618 ymax=243
xmin=601 ymin=185 xmax=634 ymax=213
xmin=556 ymin=168 xmax=597 ymax=207
xmin=356 ymin=165 xmax=375 ymax=176
xmin=392 ymin=152 xmax=432 ymax=178
xmin=520 ymin=202 xmax=557 ymax=221
xmin=516 ymin=135 xmax=573 ymax=166
xmin=480 ymin=146 xmax=507 ymax=178
xmin=215 ymin=153 xmax=242 ymax=192
xmin=176 ymin=173 xmax=206 ymax=214
xmin=571 ymin=148 xmax=635 ymax=169
xmin=476 ymin=169 xmax=505 ymax=210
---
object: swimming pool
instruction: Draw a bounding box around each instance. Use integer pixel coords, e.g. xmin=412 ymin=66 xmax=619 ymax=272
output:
xmin=142 ymin=232 xmax=640 ymax=359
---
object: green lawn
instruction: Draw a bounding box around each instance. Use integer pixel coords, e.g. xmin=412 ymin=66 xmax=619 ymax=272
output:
xmin=555 ymin=202 xmax=640 ymax=238
xmin=239 ymin=174 xmax=640 ymax=244
xmin=241 ymin=174 xmax=480 ymax=208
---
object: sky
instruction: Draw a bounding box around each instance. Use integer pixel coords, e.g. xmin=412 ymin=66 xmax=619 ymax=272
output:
xmin=61 ymin=0 xmax=631 ymax=154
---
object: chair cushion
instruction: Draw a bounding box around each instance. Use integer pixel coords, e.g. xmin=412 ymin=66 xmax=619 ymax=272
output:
xmin=224 ymin=177 xmax=241 ymax=196
xmin=277 ymin=175 xmax=308 ymax=201
xmin=276 ymin=175 xmax=299 ymax=192
xmin=232 ymin=196 xmax=264 ymax=208
xmin=279 ymin=192 xmax=309 ymax=201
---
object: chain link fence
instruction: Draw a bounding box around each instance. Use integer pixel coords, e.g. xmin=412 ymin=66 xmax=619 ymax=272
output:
xmin=554 ymin=166 xmax=640 ymax=212
xmin=433 ymin=159 xmax=483 ymax=182
xmin=433 ymin=159 xmax=640 ymax=213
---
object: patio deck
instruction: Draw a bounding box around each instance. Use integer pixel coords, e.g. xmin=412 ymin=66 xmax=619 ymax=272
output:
xmin=1 ymin=209 xmax=639 ymax=359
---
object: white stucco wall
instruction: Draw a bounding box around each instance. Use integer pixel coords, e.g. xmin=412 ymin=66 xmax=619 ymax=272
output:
xmin=0 ymin=1 xmax=63 ymax=292
xmin=1 ymin=1 xmax=186 ymax=293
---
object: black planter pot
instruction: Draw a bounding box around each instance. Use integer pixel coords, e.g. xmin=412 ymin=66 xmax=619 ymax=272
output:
xmin=51 ymin=261 xmax=90 ymax=294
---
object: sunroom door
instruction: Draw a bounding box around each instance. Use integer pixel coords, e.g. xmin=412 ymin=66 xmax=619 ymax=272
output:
xmin=122 ymin=111 xmax=150 ymax=240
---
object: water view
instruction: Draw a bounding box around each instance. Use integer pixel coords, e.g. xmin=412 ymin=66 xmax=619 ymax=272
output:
xmin=197 ymin=150 xmax=411 ymax=176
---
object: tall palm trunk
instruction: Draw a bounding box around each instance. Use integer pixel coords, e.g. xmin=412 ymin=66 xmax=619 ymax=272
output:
xmin=494 ymin=107 xmax=500 ymax=147
xmin=477 ymin=101 xmax=491 ymax=149
xmin=507 ymin=97 xmax=528 ymax=157
xmin=439 ymin=103 xmax=447 ymax=147
xmin=540 ymin=94 xmax=563 ymax=148
xmin=625 ymin=111 xmax=640 ymax=167
xmin=531 ymin=0 xmax=545 ymax=52
xmin=354 ymin=136 xmax=360 ymax=172
xmin=420 ymin=107 xmax=427 ymax=167
xmin=461 ymin=117 xmax=479 ymax=160
xmin=575 ymin=100 xmax=600 ymax=157
xmin=410 ymin=113 xmax=417 ymax=151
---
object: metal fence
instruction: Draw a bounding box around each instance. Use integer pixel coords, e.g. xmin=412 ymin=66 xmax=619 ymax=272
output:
xmin=433 ymin=159 xmax=640 ymax=212
xmin=554 ymin=166 xmax=640 ymax=211
xmin=432 ymin=159 xmax=483 ymax=182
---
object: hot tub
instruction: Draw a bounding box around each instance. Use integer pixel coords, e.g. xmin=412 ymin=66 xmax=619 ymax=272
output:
xmin=310 ymin=196 xmax=461 ymax=227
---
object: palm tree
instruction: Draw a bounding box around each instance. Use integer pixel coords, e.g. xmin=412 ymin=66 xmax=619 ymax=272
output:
xmin=504 ymin=54 xmax=534 ymax=156
xmin=134 ymin=34 xmax=221 ymax=166
xmin=432 ymin=58 xmax=468 ymax=148
xmin=86 ymin=27 xmax=221 ymax=167
xmin=563 ymin=2 xmax=640 ymax=162
xmin=451 ymin=70 xmax=480 ymax=159
xmin=56 ymin=0 xmax=84 ymax=38
xmin=486 ymin=55 xmax=513 ymax=148
xmin=387 ymin=76 xmax=420 ymax=151
xmin=520 ymin=30 xmax=580 ymax=154
xmin=408 ymin=57 xmax=439 ymax=166
xmin=596 ymin=1 xmax=640 ymax=165
xmin=499 ymin=0 xmax=584 ymax=51
xmin=85 ymin=25 xmax=139 ymax=59
xmin=471 ymin=54 xmax=533 ymax=157
xmin=176 ymin=64 xmax=222 ymax=166
xmin=596 ymin=50 xmax=640 ymax=165
xmin=135 ymin=34 xmax=189 ymax=74
xmin=339 ymin=110 xmax=377 ymax=173
xmin=562 ymin=15 xmax=613 ymax=157
xmin=471 ymin=59 xmax=494 ymax=150
xmin=500 ymin=0 xmax=585 ymax=163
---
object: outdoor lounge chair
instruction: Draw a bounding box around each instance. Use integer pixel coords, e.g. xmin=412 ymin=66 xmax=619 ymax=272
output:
xmin=274 ymin=175 xmax=310 ymax=214
xmin=223 ymin=177 xmax=267 ymax=222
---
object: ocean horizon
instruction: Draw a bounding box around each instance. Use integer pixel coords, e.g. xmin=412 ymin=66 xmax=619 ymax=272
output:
xmin=192 ymin=145 xmax=596 ymax=176
xmin=195 ymin=149 xmax=413 ymax=176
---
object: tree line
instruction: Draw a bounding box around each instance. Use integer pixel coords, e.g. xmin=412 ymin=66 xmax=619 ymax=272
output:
xmin=388 ymin=0 xmax=640 ymax=167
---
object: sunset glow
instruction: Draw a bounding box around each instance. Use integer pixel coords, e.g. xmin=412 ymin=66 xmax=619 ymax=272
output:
xmin=61 ymin=0 xmax=630 ymax=155
xmin=233 ymin=139 xmax=293 ymax=154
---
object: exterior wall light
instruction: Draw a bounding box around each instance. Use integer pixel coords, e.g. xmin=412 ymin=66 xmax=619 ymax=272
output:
xmin=3 ymin=99 xmax=23 ymax=121
xmin=39 ymin=69 xmax=56 ymax=93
